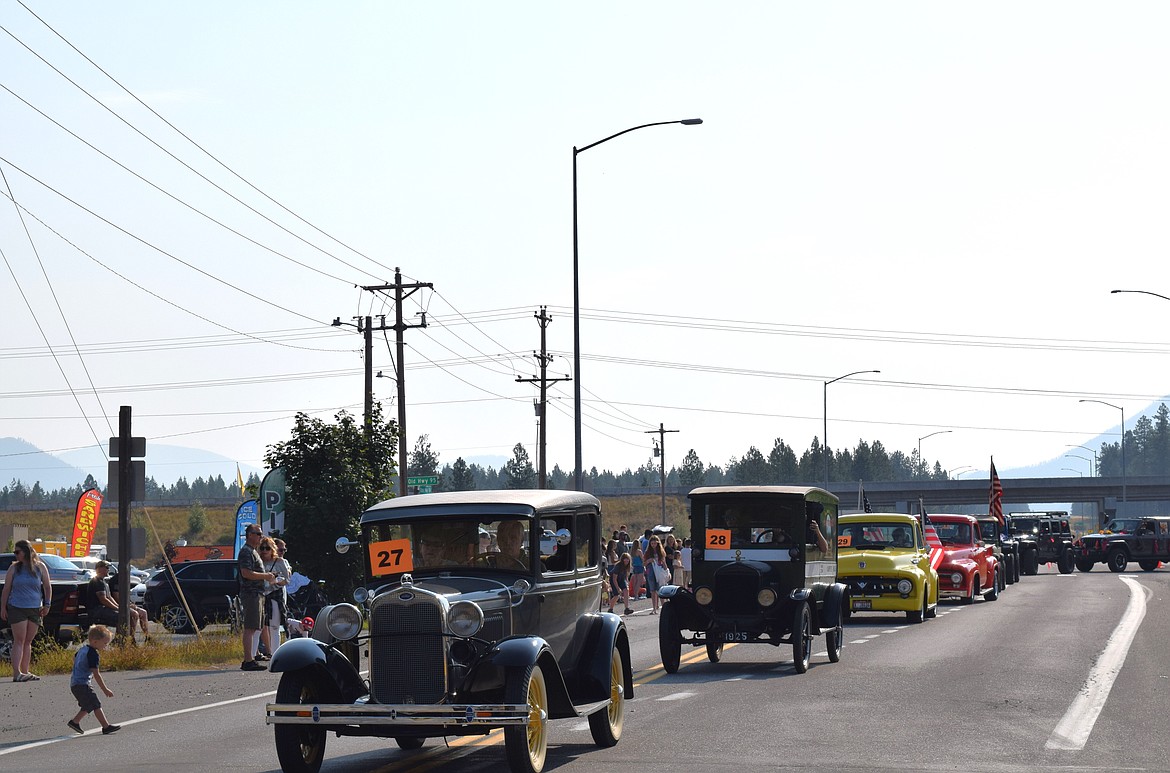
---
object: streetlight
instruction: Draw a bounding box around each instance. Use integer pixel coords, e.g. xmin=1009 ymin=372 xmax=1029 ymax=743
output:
xmin=1065 ymin=444 xmax=1099 ymax=476
xmin=947 ymin=465 xmax=974 ymax=478
xmin=917 ymin=430 xmax=952 ymax=476
xmin=1079 ymin=399 xmax=1125 ymax=502
xmin=823 ymin=369 xmax=881 ymax=486
xmin=572 ymin=118 xmax=703 ymax=491
xmin=1111 ymin=289 xmax=1170 ymax=302
xmin=1060 ymin=468 xmax=1084 ymax=477
xmin=1064 ymin=453 xmax=1094 ymax=477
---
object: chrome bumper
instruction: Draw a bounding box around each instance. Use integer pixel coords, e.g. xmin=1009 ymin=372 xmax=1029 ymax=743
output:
xmin=265 ymin=701 xmax=536 ymax=727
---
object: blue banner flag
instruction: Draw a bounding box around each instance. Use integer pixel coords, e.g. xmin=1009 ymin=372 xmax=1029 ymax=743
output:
xmin=234 ymin=499 xmax=259 ymax=558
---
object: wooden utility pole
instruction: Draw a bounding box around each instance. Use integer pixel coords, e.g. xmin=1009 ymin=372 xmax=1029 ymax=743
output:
xmin=645 ymin=423 xmax=679 ymax=524
xmin=516 ymin=307 xmax=570 ymax=488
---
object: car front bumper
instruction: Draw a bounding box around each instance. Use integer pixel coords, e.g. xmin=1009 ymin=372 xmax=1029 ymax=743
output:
xmin=266 ymin=701 xmax=534 ymax=728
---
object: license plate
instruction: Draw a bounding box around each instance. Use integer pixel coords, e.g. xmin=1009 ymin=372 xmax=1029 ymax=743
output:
xmin=723 ymin=631 xmax=749 ymax=642
xmin=851 ymin=599 xmax=872 ymax=610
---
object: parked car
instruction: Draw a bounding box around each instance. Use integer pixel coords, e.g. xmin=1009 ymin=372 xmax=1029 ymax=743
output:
xmin=837 ymin=512 xmax=938 ymax=623
xmin=657 ymin=486 xmax=846 ymax=674
xmin=1 ymin=552 xmax=93 ymax=583
xmin=1009 ymin=511 xmax=1076 ymax=574
xmin=1076 ymin=515 xmax=1170 ymax=572
xmin=142 ymin=559 xmax=239 ymax=633
xmin=930 ymin=514 xmax=1000 ymax=603
xmin=265 ymin=490 xmax=630 ymax=773
xmin=0 ymin=554 xmax=87 ymax=641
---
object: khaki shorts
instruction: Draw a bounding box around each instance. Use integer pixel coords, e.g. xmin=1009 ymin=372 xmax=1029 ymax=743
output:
xmin=240 ymin=593 xmax=264 ymax=630
xmin=6 ymin=605 xmax=43 ymax=627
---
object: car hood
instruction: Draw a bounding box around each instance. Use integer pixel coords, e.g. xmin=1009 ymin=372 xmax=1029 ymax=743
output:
xmin=370 ymin=574 xmax=522 ymax=611
xmin=838 ymin=549 xmax=925 ymax=575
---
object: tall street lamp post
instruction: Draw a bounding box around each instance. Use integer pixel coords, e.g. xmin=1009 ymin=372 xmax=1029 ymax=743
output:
xmin=572 ymin=118 xmax=702 ymax=491
xmin=823 ymin=369 xmax=880 ymax=486
xmin=1065 ymin=445 xmax=1099 ymax=476
xmin=1079 ymin=399 xmax=1125 ymax=502
xmin=1111 ymin=289 xmax=1170 ymax=302
xmin=917 ymin=430 xmax=952 ymax=476
xmin=1064 ymin=453 xmax=1094 ymax=477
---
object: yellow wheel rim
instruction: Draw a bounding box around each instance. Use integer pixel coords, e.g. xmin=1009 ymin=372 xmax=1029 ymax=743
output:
xmin=607 ymin=648 xmax=625 ymax=737
xmin=526 ymin=668 xmax=548 ymax=769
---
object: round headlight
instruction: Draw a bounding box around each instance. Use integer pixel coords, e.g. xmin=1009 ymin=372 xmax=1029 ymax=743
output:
xmin=951 ymin=572 xmax=963 ymax=585
xmin=897 ymin=579 xmax=913 ymax=595
xmin=325 ymin=603 xmax=363 ymax=641
xmin=352 ymin=586 xmax=369 ymax=604
xmin=757 ymin=588 xmax=777 ymax=607
xmin=447 ymin=601 xmax=484 ymax=638
xmin=695 ymin=587 xmax=714 ymax=606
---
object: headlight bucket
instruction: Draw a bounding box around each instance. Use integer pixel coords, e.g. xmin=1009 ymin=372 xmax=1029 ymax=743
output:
xmin=695 ymin=587 xmax=714 ymax=606
xmin=950 ymin=572 xmax=963 ymax=585
xmin=325 ymin=603 xmax=363 ymax=641
xmin=447 ymin=600 xmax=484 ymax=638
xmin=896 ymin=579 xmax=913 ymax=595
xmin=757 ymin=588 xmax=777 ymax=607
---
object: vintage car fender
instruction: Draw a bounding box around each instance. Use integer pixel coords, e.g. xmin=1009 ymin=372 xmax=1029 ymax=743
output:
xmin=484 ymin=636 xmax=577 ymax=720
xmin=269 ymin=637 xmax=367 ymax=703
xmin=571 ymin=612 xmax=632 ymax=706
xmin=819 ymin=582 xmax=848 ymax=629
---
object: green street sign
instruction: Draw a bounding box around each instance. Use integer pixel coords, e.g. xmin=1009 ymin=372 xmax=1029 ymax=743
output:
xmin=407 ymin=475 xmax=439 ymax=486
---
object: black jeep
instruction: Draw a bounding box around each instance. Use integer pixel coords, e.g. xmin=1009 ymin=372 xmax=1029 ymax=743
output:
xmin=976 ymin=516 xmax=1019 ymax=585
xmin=1008 ymin=512 xmax=1075 ymax=575
xmin=1076 ymin=516 xmax=1170 ymax=573
xmin=657 ymin=485 xmax=846 ymax=674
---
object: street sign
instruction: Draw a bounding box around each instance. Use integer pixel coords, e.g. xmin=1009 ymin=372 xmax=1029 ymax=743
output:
xmin=407 ymin=476 xmax=439 ymax=486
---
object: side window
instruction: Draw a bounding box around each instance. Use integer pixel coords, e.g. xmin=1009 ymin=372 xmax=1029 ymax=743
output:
xmin=539 ymin=515 xmax=574 ymax=574
xmin=1161 ymin=522 xmax=1169 ymax=536
xmin=575 ymin=510 xmax=598 ymax=570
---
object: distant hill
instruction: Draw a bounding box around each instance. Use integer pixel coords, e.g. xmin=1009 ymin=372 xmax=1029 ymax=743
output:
xmin=0 ymin=437 xmax=264 ymax=490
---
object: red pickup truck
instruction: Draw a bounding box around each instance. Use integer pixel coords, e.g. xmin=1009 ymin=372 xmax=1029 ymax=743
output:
xmin=929 ymin=514 xmax=1000 ymax=604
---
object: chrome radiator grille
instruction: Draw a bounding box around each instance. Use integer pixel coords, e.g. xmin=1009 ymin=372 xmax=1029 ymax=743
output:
xmin=369 ymin=597 xmax=446 ymax=704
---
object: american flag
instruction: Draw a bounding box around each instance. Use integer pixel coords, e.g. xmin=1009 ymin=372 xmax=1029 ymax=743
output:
xmin=920 ymin=499 xmax=945 ymax=570
xmin=989 ymin=458 xmax=1004 ymax=527
xmin=861 ymin=482 xmax=872 ymax=513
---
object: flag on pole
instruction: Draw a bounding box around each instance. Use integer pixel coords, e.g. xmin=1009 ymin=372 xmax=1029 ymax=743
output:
xmin=236 ymin=464 xmax=245 ymax=498
xmin=860 ymin=482 xmax=872 ymax=513
xmin=989 ymin=457 xmax=1004 ymax=527
xmin=920 ymin=498 xmax=945 ymax=570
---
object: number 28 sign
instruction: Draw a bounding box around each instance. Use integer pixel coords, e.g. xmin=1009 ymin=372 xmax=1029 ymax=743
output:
xmin=369 ymin=538 xmax=414 ymax=576
xmin=705 ymin=528 xmax=731 ymax=549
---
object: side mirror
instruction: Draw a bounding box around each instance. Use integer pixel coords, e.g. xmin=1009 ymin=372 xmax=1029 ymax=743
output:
xmin=335 ymin=537 xmax=359 ymax=554
xmin=554 ymin=528 xmax=572 ymax=546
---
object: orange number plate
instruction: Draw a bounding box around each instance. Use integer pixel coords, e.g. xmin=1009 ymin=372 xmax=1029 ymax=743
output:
xmin=706 ymin=528 xmax=731 ymax=549
xmin=369 ymin=538 xmax=413 ymax=576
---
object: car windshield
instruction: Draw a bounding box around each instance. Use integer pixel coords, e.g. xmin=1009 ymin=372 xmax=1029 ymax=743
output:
xmin=702 ymin=499 xmax=809 ymax=549
xmin=365 ymin=517 xmax=536 ymax=575
xmin=1009 ymin=518 xmax=1039 ymax=536
xmin=838 ymin=523 xmax=915 ymax=549
xmin=978 ymin=521 xmax=999 ymax=540
xmin=1102 ymin=519 xmax=1140 ymax=534
xmin=40 ymin=553 xmax=84 ymax=572
xmin=934 ymin=523 xmax=972 ymax=545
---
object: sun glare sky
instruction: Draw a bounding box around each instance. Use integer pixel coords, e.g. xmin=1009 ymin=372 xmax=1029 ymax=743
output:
xmin=3 ymin=2 xmax=1170 ymax=486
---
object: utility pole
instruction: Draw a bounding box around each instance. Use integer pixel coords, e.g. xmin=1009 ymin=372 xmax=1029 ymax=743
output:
xmin=337 ymin=268 xmax=432 ymax=497
xmin=332 ymin=315 xmax=389 ymax=467
xmin=516 ymin=306 xmax=570 ymax=488
xmin=645 ymin=423 xmax=679 ymax=525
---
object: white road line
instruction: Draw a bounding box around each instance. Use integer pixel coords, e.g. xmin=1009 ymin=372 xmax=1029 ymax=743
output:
xmin=849 ymin=639 xmax=869 ymax=644
xmin=0 ymin=688 xmax=278 ymax=756
xmin=657 ymin=691 xmax=697 ymax=701
xmin=1045 ymin=575 xmax=1148 ymax=751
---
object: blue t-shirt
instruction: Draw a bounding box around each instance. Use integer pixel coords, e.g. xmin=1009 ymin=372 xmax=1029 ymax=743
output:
xmin=6 ymin=563 xmax=44 ymax=608
xmin=71 ymin=644 xmax=100 ymax=686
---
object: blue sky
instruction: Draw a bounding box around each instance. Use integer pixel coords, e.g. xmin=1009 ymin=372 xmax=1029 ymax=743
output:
xmin=3 ymin=2 xmax=1170 ymax=487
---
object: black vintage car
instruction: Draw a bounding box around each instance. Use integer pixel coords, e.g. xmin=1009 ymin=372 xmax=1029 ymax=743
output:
xmin=1076 ymin=516 xmax=1170 ymax=572
xmin=265 ymin=490 xmax=630 ymax=773
xmin=658 ymin=486 xmax=846 ymax=674
xmin=976 ymin=516 xmax=1018 ymax=585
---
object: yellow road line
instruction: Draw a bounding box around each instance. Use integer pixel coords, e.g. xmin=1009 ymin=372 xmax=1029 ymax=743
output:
xmin=634 ymin=643 xmax=738 ymax=687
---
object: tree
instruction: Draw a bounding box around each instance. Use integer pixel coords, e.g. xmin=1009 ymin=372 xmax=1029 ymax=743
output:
xmin=264 ymin=406 xmax=398 ymax=599
xmin=503 ymin=443 xmax=536 ymax=489
xmin=768 ymin=439 xmax=799 ymax=482
xmin=187 ymin=500 xmax=208 ymax=538
xmin=679 ymin=449 xmax=705 ymax=487
xmin=408 ymin=434 xmax=441 ymax=478
xmin=450 ymin=457 xmax=475 ymax=491
xmin=734 ymin=446 xmax=771 ymax=484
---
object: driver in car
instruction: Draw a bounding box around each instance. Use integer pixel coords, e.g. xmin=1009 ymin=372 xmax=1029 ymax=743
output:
xmin=480 ymin=520 xmax=529 ymax=568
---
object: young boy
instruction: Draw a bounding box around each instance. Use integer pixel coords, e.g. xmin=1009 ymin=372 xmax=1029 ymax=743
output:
xmin=67 ymin=625 xmax=120 ymax=735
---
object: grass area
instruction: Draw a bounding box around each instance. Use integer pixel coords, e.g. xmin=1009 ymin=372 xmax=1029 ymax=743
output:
xmin=1 ymin=629 xmax=245 ymax=678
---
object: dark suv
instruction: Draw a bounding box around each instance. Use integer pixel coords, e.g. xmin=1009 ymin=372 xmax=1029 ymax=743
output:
xmin=1009 ymin=512 xmax=1075 ymax=575
xmin=976 ymin=516 xmax=1019 ymax=584
xmin=142 ymin=559 xmax=239 ymax=633
xmin=658 ymin=485 xmax=846 ymax=674
xmin=1076 ymin=516 xmax=1170 ymax=572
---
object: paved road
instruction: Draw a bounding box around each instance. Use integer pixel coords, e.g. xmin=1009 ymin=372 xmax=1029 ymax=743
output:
xmin=2 ymin=564 xmax=1168 ymax=772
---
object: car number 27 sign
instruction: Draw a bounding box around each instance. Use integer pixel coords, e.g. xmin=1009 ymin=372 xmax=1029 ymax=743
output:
xmin=369 ymin=538 xmax=414 ymax=576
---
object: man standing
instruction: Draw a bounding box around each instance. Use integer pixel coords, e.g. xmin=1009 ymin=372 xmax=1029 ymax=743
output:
xmin=238 ymin=525 xmax=275 ymax=671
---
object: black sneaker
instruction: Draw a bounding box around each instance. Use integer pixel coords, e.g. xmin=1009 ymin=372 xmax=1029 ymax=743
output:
xmin=254 ymin=653 xmax=271 ymax=662
xmin=67 ymin=720 xmax=83 ymax=734
xmin=102 ymin=725 xmax=121 ymax=735
xmin=241 ymin=660 xmax=267 ymax=672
